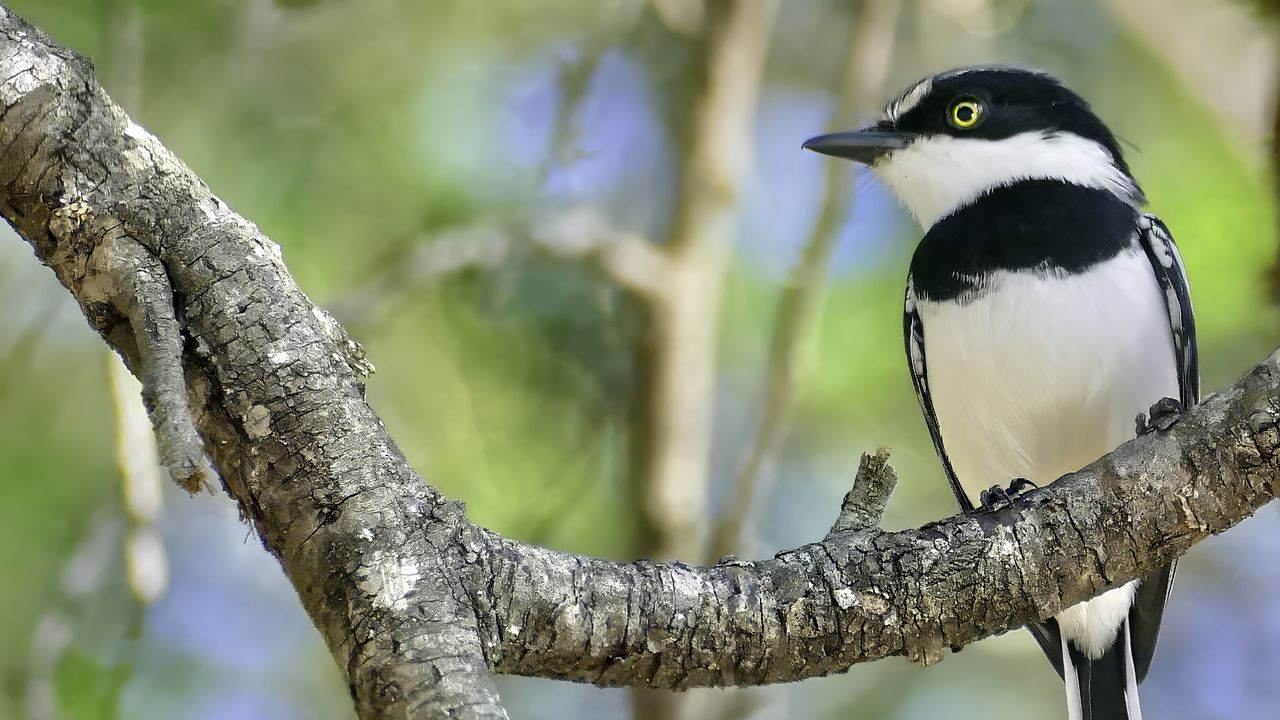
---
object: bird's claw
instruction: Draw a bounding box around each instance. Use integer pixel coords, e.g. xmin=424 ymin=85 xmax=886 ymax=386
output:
xmin=979 ymin=477 xmax=1038 ymax=511
xmin=1135 ymin=397 xmax=1184 ymax=436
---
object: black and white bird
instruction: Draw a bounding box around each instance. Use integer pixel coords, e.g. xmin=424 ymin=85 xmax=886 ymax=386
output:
xmin=804 ymin=67 xmax=1198 ymax=720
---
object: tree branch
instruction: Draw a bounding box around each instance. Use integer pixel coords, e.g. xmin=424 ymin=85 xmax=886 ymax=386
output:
xmin=827 ymin=447 xmax=897 ymax=535
xmin=0 ymin=8 xmax=499 ymax=718
xmin=532 ymin=207 xmax=674 ymax=297
xmin=473 ymin=368 xmax=1280 ymax=679
xmin=2 ymin=5 xmax=1279 ymax=720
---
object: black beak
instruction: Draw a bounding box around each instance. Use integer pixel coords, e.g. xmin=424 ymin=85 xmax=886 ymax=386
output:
xmin=802 ymin=129 xmax=913 ymax=165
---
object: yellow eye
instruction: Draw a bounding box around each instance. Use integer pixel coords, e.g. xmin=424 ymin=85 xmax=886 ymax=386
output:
xmin=948 ymin=98 xmax=983 ymax=129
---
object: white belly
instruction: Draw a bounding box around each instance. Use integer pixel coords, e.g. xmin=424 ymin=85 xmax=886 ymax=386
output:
xmin=917 ymin=247 xmax=1177 ymax=656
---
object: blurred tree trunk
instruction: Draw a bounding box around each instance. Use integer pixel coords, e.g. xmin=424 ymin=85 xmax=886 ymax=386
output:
xmin=627 ymin=0 xmax=777 ymax=562
xmin=629 ymin=5 xmax=777 ymax=719
xmin=706 ymin=0 xmax=901 ymax=566
xmin=1270 ymin=68 xmax=1280 ymax=304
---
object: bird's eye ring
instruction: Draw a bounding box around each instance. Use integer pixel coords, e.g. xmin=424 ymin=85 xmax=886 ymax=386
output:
xmin=948 ymin=98 xmax=984 ymax=130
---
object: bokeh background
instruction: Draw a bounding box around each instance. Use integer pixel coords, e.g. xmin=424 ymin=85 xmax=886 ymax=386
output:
xmin=3 ymin=0 xmax=1280 ymax=718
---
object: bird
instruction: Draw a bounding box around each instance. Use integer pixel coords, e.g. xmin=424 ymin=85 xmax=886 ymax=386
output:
xmin=803 ymin=66 xmax=1198 ymax=720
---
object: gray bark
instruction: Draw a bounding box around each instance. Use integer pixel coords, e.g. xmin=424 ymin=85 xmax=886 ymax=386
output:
xmin=1 ymin=4 xmax=1277 ymax=719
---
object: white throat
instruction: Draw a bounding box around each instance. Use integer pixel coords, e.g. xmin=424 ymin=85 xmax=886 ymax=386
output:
xmin=873 ymin=131 xmax=1140 ymax=228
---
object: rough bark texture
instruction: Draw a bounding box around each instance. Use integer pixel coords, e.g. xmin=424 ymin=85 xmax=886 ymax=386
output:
xmin=0 ymin=8 xmax=500 ymax=719
xmin=2 ymin=5 xmax=1279 ymax=720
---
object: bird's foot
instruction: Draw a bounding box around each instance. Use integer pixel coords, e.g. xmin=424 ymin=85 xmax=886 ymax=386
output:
xmin=1135 ymin=397 xmax=1184 ymax=436
xmin=979 ymin=477 xmax=1038 ymax=512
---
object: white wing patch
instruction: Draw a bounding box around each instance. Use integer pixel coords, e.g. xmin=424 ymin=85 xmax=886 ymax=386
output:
xmin=1124 ymin=620 xmax=1144 ymax=720
xmin=1137 ymin=213 xmax=1199 ymax=410
xmin=1138 ymin=214 xmax=1175 ymax=269
xmin=1063 ymin=633 xmax=1084 ymax=720
xmin=906 ymin=280 xmax=926 ymax=381
xmin=904 ymin=274 xmax=968 ymax=508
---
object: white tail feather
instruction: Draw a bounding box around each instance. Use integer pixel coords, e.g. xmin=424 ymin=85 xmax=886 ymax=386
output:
xmin=1123 ymin=620 xmax=1143 ymax=720
xmin=1064 ymin=633 xmax=1084 ymax=720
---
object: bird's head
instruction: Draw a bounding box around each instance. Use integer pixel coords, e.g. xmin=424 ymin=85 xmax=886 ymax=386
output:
xmin=804 ymin=66 xmax=1144 ymax=227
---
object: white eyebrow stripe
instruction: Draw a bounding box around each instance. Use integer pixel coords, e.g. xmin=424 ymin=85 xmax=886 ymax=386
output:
xmin=884 ymin=77 xmax=933 ymax=123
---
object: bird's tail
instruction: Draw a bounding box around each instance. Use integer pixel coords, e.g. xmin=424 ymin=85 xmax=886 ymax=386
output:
xmin=1062 ymin=619 xmax=1143 ymax=720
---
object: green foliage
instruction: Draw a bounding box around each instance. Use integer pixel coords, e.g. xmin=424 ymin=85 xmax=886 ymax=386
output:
xmin=54 ymin=649 xmax=130 ymax=720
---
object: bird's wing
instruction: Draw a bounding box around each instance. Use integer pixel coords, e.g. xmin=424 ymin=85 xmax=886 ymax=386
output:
xmin=904 ymin=277 xmax=973 ymax=513
xmin=1138 ymin=214 xmax=1200 ymax=410
xmin=1130 ymin=213 xmax=1199 ymax=681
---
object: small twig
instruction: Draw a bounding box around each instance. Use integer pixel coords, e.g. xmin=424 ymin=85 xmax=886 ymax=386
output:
xmin=327 ymin=212 xmax=671 ymax=327
xmin=532 ymin=207 xmax=671 ymax=297
xmin=328 ymin=42 xmax=613 ymax=328
xmin=95 ymin=233 xmax=211 ymax=493
xmin=828 ymin=447 xmax=898 ymax=535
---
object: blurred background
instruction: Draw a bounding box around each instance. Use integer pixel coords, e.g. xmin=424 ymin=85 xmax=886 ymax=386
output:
xmin=3 ymin=0 xmax=1280 ymax=718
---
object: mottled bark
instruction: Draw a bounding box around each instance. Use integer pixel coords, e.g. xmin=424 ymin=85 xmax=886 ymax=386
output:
xmin=2 ymin=5 xmax=1278 ymax=720
xmin=0 ymin=7 xmax=497 ymax=719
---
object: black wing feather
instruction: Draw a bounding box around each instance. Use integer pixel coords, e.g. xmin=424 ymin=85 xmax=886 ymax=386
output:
xmin=1138 ymin=214 xmax=1199 ymax=410
xmin=904 ymin=278 xmax=973 ymax=513
xmin=1130 ymin=213 xmax=1199 ymax=682
xmin=1027 ymin=619 xmax=1066 ymax=679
